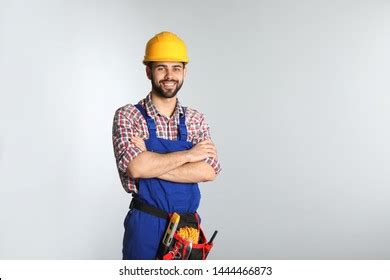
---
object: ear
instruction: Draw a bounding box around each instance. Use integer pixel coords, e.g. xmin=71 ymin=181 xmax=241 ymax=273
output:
xmin=183 ymin=65 xmax=188 ymax=78
xmin=146 ymin=65 xmax=152 ymax=80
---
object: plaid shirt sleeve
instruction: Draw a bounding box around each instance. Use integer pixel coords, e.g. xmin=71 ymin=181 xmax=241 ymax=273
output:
xmin=112 ymin=105 xmax=144 ymax=192
xmin=192 ymin=113 xmax=222 ymax=175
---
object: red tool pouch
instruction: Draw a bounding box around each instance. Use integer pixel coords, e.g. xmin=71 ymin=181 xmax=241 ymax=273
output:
xmin=157 ymin=213 xmax=214 ymax=260
xmin=129 ymin=197 xmax=215 ymax=260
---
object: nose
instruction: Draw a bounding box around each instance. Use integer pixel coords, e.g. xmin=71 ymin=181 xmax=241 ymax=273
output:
xmin=164 ymin=68 xmax=173 ymax=80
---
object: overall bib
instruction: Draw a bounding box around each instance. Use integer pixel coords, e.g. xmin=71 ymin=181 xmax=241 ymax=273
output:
xmin=122 ymin=104 xmax=201 ymax=260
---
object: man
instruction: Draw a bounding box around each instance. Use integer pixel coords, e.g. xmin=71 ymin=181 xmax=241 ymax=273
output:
xmin=112 ymin=31 xmax=221 ymax=260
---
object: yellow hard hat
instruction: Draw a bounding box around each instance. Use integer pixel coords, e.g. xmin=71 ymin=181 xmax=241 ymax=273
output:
xmin=143 ymin=31 xmax=189 ymax=64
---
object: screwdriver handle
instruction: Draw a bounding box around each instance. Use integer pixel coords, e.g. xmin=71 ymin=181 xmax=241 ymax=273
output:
xmin=209 ymin=230 xmax=218 ymax=244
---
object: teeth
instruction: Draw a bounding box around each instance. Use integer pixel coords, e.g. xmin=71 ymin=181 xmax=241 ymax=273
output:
xmin=162 ymin=82 xmax=175 ymax=87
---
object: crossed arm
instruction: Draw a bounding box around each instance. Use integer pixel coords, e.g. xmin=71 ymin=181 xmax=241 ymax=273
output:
xmin=127 ymin=137 xmax=218 ymax=183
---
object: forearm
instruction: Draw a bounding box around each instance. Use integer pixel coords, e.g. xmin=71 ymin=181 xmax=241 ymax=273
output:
xmin=158 ymin=161 xmax=217 ymax=183
xmin=127 ymin=150 xmax=190 ymax=178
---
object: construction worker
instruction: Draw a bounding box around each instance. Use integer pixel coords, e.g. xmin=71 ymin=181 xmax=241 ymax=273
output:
xmin=112 ymin=31 xmax=221 ymax=260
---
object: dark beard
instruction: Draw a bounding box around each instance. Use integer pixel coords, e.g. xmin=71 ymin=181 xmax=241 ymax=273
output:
xmin=151 ymin=76 xmax=183 ymax=99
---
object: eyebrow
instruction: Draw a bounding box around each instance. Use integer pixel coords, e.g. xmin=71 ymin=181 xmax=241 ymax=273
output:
xmin=155 ymin=64 xmax=183 ymax=68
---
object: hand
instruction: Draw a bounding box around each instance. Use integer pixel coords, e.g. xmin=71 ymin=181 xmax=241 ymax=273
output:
xmin=186 ymin=139 xmax=217 ymax=163
xmin=131 ymin=136 xmax=147 ymax=152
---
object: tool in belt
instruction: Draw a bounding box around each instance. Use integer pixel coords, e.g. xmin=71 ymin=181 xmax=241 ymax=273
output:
xmin=130 ymin=196 xmax=217 ymax=260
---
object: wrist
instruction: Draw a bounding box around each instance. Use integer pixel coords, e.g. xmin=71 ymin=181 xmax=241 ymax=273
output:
xmin=181 ymin=150 xmax=192 ymax=163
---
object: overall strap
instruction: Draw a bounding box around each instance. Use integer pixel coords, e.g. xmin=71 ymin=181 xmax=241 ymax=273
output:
xmin=178 ymin=108 xmax=188 ymax=141
xmin=135 ymin=103 xmax=157 ymax=139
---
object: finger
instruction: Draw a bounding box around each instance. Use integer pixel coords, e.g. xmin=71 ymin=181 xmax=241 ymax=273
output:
xmin=197 ymin=144 xmax=215 ymax=151
xmin=204 ymin=152 xmax=217 ymax=159
xmin=198 ymin=139 xmax=212 ymax=145
xmin=203 ymin=141 xmax=216 ymax=148
xmin=134 ymin=136 xmax=144 ymax=141
xmin=132 ymin=139 xmax=143 ymax=146
xmin=131 ymin=140 xmax=142 ymax=147
xmin=131 ymin=139 xmax=146 ymax=151
xmin=131 ymin=137 xmax=143 ymax=144
xmin=203 ymin=148 xmax=217 ymax=157
xmin=132 ymin=137 xmax=144 ymax=145
xmin=202 ymin=146 xmax=217 ymax=154
xmin=208 ymin=151 xmax=217 ymax=158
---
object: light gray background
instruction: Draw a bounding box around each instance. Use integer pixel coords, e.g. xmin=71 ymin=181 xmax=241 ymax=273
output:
xmin=1 ymin=0 xmax=389 ymax=259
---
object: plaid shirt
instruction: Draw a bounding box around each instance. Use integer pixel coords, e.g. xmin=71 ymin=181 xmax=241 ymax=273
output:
xmin=112 ymin=93 xmax=221 ymax=193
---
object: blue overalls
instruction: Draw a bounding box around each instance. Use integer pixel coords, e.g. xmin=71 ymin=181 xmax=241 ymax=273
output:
xmin=122 ymin=104 xmax=201 ymax=260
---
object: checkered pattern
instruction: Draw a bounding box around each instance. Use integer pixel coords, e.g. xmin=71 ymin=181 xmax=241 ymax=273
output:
xmin=112 ymin=93 xmax=221 ymax=193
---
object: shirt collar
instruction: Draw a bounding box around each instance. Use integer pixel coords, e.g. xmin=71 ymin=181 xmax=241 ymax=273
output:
xmin=144 ymin=92 xmax=184 ymax=119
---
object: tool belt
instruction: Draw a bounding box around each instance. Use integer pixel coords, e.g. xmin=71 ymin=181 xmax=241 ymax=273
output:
xmin=130 ymin=196 xmax=214 ymax=260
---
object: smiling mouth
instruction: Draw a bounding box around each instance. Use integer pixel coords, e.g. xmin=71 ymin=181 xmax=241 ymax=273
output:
xmin=161 ymin=81 xmax=177 ymax=88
